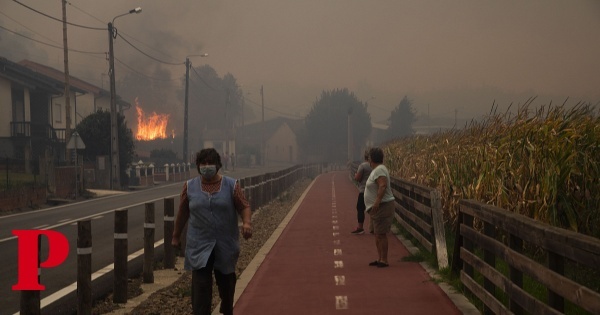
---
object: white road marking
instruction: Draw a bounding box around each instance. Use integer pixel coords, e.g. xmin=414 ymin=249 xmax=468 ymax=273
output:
xmin=334 ymin=248 xmax=342 ymax=256
xmin=334 ymin=275 xmax=346 ymax=285
xmin=334 ymin=261 xmax=344 ymax=268
xmin=332 ymin=226 xmax=339 ymax=230
xmin=333 ymin=240 xmax=340 ymax=245
xmin=332 ymin=220 xmax=338 ymax=224
xmin=333 ymin=232 xmax=339 ymax=237
xmin=58 ymin=219 xmax=71 ymax=223
xmin=335 ymin=296 xmax=348 ymax=309
xmin=32 ymin=224 xmax=49 ymax=229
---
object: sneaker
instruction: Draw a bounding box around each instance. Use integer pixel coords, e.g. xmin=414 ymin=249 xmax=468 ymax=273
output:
xmin=351 ymin=228 xmax=365 ymax=235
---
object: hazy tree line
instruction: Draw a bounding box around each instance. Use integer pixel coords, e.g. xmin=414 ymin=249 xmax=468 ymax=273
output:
xmin=77 ymin=63 xmax=417 ymax=168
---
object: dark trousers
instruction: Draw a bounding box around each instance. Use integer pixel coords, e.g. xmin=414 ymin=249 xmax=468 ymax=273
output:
xmin=356 ymin=192 xmax=366 ymax=224
xmin=191 ymin=250 xmax=237 ymax=315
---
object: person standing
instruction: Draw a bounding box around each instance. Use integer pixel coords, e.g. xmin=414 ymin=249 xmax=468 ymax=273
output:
xmin=172 ymin=148 xmax=252 ymax=315
xmin=364 ymin=147 xmax=395 ymax=268
xmin=351 ymin=149 xmax=372 ymax=234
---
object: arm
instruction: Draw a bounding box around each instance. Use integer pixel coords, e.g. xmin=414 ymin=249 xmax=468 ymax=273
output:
xmin=172 ymin=182 xmax=190 ymax=248
xmin=354 ymin=168 xmax=363 ymax=182
xmin=234 ymin=182 xmax=252 ymax=239
xmin=354 ymin=163 xmax=365 ymax=182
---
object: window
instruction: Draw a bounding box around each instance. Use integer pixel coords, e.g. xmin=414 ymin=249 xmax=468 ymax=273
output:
xmin=54 ymin=103 xmax=62 ymax=123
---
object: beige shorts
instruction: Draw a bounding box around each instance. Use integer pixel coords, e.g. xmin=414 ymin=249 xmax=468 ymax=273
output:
xmin=370 ymin=201 xmax=395 ymax=234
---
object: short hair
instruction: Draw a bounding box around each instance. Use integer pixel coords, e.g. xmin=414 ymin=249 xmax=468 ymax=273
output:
xmin=363 ymin=149 xmax=370 ymax=160
xmin=195 ymin=148 xmax=222 ymax=173
xmin=368 ymin=147 xmax=384 ymax=164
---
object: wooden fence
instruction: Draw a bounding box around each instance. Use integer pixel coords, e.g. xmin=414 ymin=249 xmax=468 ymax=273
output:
xmin=454 ymin=199 xmax=600 ymax=315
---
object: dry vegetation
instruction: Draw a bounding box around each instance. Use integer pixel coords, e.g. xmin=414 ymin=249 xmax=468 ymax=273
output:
xmin=383 ymin=100 xmax=600 ymax=238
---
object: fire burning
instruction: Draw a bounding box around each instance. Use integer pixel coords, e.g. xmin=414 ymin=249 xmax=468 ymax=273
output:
xmin=135 ymin=98 xmax=171 ymax=141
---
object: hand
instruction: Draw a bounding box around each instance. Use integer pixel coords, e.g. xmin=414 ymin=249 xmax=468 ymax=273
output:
xmin=171 ymin=235 xmax=181 ymax=250
xmin=371 ymin=201 xmax=380 ymax=214
xmin=241 ymin=222 xmax=252 ymax=240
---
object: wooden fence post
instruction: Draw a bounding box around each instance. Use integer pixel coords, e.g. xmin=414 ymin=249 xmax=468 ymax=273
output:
xmin=77 ymin=219 xmax=92 ymax=315
xmin=144 ymin=202 xmax=155 ymax=283
xmin=430 ymin=189 xmax=448 ymax=269
xmin=164 ymin=197 xmax=175 ymax=269
xmin=508 ymin=233 xmax=524 ymax=315
xmin=483 ymin=221 xmax=496 ymax=315
xmin=114 ymin=208 xmax=128 ymax=303
xmin=548 ymin=252 xmax=565 ymax=312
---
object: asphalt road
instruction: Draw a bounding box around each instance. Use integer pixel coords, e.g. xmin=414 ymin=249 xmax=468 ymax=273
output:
xmin=0 ymin=164 xmax=293 ymax=315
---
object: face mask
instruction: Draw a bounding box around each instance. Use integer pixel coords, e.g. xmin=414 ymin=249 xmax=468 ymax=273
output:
xmin=199 ymin=165 xmax=217 ymax=179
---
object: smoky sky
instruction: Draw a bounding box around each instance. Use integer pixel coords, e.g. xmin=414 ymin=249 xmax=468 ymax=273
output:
xmin=1 ymin=0 xmax=599 ymax=125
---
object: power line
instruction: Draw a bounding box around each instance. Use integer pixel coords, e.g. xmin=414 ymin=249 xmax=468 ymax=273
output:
xmin=191 ymin=66 xmax=218 ymax=90
xmin=11 ymin=0 xmax=104 ymax=30
xmin=0 ymin=10 xmax=60 ymax=45
xmin=243 ymin=96 xmax=303 ymax=119
xmin=117 ymin=33 xmax=182 ymax=66
xmin=0 ymin=24 xmax=104 ymax=55
xmin=114 ymin=57 xmax=182 ymax=83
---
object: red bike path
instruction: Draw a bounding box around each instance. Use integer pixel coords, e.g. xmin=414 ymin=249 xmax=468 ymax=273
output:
xmin=229 ymin=171 xmax=467 ymax=315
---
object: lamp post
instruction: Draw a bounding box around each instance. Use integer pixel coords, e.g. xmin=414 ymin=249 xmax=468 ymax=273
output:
xmin=184 ymin=53 xmax=208 ymax=163
xmin=108 ymin=7 xmax=142 ymax=190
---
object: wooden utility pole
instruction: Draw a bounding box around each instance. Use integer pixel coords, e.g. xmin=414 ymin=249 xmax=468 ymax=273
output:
xmin=62 ymin=0 xmax=72 ymax=161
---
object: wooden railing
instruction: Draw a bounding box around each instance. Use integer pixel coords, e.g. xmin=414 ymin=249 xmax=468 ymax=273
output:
xmin=240 ymin=164 xmax=321 ymax=211
xmin=454 ymin=199 xmax=600 ymax=314
xmin=391 ymin=177 xmax=448 ymax=269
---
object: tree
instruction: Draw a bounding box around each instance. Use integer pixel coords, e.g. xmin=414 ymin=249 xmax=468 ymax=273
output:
xmin=300 ymin=88 xmax=371 ymax=162
xmin=75 ymin=109 xmax=135 ymax=184
xmin=186 ymin=65 xmax=244 ymax=149
xmin=387 ymin=96 xmax=416 ymax=140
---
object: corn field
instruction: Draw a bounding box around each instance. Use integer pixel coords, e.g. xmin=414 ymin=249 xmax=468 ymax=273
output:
xmin=384 ymin=100 xmax=600 ymax=238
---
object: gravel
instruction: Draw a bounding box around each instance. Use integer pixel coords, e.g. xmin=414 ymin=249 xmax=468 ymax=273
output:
xmin=93 ymin=178 xmax=312 ymax=315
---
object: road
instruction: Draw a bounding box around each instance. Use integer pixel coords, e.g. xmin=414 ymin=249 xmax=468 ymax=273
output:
xmin=0 ymin=164 xmax=293 ymax=315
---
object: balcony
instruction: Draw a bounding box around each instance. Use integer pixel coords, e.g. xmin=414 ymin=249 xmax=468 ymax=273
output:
xmin=10 ymin=121 xmax=66 ymax=143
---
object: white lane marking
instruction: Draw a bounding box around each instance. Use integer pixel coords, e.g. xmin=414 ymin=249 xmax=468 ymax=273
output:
xmin=11 ymin=239 xmax=166 ymax=315
xmin=32 ymin=224 xmax=49 ymax=229
xmin=333 ymin=232 xmax=339 ymax=237
xmin=332 ymin=226 xmax=339 ymax=231
xmin=58 ymin=219 xmax=71 ymax=223
xmin=0 ymin=190 xmax=181 ymax=243
xmin=332 ymin=215 xmax=337 ymax=219
xmin=333 ymin=240 xmax=340 ymax=245
xmin=92 ymin=216 xmax=104 ymax=220
xmin=336 ymin=296 xmax=348 ymax=309
xmin=334 ymin=275 xmax=346 ymax=285
xmin=332 ymin=220 xmax=338 ymax=224
xmin=334 ymin=249 xmax=342 ymax=256
xmin=334 ymin=261 xmax=344 ymax=268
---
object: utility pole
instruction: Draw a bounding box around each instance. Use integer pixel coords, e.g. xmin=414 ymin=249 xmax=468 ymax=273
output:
xmin=183 ymin=53 xmax=207 ymax=163
xmin=347 ymin=106 xmax=353 ymax=162
xmin=62 ymin=0 xmax=72 ymax=162
xmin=260 ymin=85 xmax=265 ymax=165
xmin=183 ymin=58 xmax=190 ymax=163
xmin=108 ymin=21 xmax=120 ymax=190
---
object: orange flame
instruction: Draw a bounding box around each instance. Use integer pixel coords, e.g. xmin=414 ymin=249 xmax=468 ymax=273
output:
xmin=135 ymin=98 xmax=170 ymax=141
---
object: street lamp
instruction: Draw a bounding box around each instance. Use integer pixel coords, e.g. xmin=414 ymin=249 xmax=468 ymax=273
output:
xmin=184 ymin=53 xmax=208 ymax=163
xmin=108 ymin=7 xmax=142 ymax=190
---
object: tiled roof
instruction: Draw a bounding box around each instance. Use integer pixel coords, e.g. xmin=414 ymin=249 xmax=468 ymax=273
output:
xmin=18 ymin=59 xmax=106 ymax=96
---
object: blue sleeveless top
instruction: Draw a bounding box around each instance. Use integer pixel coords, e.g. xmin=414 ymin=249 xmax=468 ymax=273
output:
xmin=184 ymin=176 xmax=239 ymax=273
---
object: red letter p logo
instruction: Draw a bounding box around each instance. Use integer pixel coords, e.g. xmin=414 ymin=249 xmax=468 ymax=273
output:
xmin=12 ymin=230 xmax=70 ymax=291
